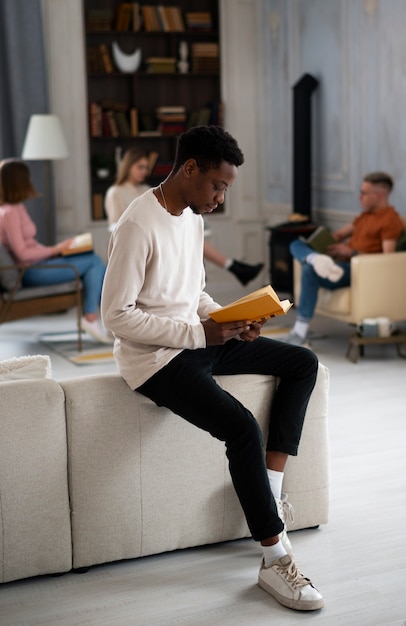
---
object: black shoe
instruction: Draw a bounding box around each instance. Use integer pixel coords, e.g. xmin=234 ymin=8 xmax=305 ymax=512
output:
xmin=228 ymin=260 xmax=264 ymax=286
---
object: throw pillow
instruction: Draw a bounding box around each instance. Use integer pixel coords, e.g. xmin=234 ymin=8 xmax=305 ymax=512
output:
xmin=0 ymin=244 xmax=19 ymax=291
xmin=0 ymin=355 xmax=52 ymax=381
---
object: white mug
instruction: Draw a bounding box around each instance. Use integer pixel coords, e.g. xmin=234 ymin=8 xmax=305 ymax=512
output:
xmin=376 ymin=317 xmax=394 ymax=338
xmin=357 ymin=318 xmax=378 ymax=337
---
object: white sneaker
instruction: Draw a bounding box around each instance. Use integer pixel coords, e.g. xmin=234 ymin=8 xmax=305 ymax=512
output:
xmin=258 ymin=555 xmax=324 ymax=611
xmin=275 ymin=493 xmax=294 ymax=556
xmin=81 ymin=317 xmax=113 ymax=345
xmin=312 ymin=255 xmax=344 ymax=282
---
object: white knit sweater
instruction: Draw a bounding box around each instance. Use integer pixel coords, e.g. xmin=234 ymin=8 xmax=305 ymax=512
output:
xmin=101 ymin=188 xmax=220 ymax=389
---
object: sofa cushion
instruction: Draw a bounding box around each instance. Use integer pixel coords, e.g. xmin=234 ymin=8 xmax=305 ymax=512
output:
xmin=0 ymin=379 xmax=72 ymax=582
xmin=0 ymin=355 xmax=52 ymax=381
xmin=0 ymin=244 xmax=19 ymax=292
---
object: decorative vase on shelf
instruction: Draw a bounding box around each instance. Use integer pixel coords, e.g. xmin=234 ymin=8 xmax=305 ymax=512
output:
xmin=177 ymin=41 xmax=189 ymax=74
xmin=112 ymin=41 xmax=142 ymax=73
xmin=96 ymin=168 xmax=110 ymax=179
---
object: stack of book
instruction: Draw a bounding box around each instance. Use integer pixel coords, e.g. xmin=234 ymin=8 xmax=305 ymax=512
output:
xmin=86 ymin=9 xmax=113 ymax=31
xmin=141 ymin=5 xmax=185 ymax=32
xmin=184 ymin=12 xmax=212 ymax=32
xmin=191 ymin=43 xmax=219 ymax=73
xmin=89 ymin=101 xmax=138 ymax=138
xmin=155 ymin=106 xmax=187 ymax=135
xmin=145 ymin=57 xmax=177 ymax=74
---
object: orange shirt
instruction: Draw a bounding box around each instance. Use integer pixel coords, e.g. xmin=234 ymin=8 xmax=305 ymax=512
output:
xmin=349 ymin=206 xmax=404 ymax=253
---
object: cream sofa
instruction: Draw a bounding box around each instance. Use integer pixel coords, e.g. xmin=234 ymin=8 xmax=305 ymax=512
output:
xmin=0 ymin=368 xmax=330 ymax=584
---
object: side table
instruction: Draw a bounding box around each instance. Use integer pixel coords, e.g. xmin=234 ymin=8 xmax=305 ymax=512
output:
xmin=346 ymin=331 xmax=406 ymax=363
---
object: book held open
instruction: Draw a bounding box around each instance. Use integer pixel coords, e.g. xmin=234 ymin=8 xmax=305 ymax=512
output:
xmin=302 ymin=226 xmax=336 ymax=254
xmin=62 ymin=232 xmax=94 ymax=256
xmin=209 ymin=285 xmax=293 ymax=324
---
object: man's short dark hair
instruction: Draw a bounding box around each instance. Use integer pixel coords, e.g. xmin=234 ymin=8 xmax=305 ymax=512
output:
xmin=173 ymin=125 xmax=244 ymax=173
xmin=363 ymin=171 xmax=394 ymax=193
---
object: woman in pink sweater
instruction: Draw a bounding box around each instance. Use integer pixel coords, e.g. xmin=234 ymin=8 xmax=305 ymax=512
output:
xmin=0 ymin=158 xmax=111 ymax=343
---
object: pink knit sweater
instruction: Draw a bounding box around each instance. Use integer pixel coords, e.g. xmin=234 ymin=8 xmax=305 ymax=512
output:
xmin=0 ymin=203 xmax=53 ymax=264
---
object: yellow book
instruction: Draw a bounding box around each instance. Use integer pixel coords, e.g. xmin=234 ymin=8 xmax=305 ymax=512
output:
xmin=209 ymin=285 xmax=293 ymax=323
xmin=62 ymin=232 xmax=94 ymax=256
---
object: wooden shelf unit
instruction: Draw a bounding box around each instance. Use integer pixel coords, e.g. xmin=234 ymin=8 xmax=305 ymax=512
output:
xmin=84 ymin=1 xmax=221 ymax=220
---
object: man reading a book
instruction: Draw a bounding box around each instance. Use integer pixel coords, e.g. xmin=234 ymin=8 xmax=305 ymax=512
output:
xmin=101 ymin=125 xmax=324 ymax=612
xmin=285 ymin=171 xmax=404 ymax=346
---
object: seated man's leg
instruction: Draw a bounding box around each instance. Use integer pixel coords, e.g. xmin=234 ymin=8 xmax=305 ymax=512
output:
xmin=290 ymin=239 xmax=344 ymax=282
xmin=137 ymin=346 xmax=283 ymax=542
xmin=137 ymin=340 xmax=324 ymax=611
xmin=285 ymin=248 xmax=351 ymax=345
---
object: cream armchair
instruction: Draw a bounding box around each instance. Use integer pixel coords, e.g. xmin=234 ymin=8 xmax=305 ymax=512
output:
xmin=293 ymin=251 xmax=406 ymax=325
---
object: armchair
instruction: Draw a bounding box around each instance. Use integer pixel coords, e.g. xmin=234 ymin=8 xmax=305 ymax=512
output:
xmin=293 ymin=251 xmax=406 ymax=326
xmin=0 ymin=244 xmax=83 ymax=351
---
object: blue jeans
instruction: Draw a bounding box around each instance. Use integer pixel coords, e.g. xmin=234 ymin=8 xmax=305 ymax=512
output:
xmin=290 ymin=239 xmax=351 ymax=321
xmin=137 ymin=336 xmax=318 ymax=542
xmin=22 ymin=252 xmax=106 ymax=315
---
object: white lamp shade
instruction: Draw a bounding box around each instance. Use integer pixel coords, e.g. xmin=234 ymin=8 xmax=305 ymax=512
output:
xmin=21 ymin=114 xmax=69 ymax=160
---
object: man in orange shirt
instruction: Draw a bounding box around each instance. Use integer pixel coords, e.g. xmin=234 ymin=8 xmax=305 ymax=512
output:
xmin=285 ymin=172 xmax=404 ymax=346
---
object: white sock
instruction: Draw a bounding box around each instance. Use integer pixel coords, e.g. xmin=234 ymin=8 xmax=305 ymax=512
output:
xmin=306 ymin=252 xmax=318 ymax=265
xmin=292 ymin=320 xmax=309 ymax=339
xmin=267 ymin=469 xmax=284 ymax=499
xmin=224 ymin=258 xmax=233 ymax=269
xmin=262 ymin=541 xmax=288 ymax=567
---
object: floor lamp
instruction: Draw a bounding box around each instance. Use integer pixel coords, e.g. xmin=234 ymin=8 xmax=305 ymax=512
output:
xmin=21 ymin=114 xmax=69 ymax=244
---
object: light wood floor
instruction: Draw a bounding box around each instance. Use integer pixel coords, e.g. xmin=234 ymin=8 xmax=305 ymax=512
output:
xmin=1 ymin=298 xmax=406 ymax=625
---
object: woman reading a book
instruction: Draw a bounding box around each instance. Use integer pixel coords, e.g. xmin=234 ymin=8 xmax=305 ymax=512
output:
xmin=0 ymin=158 xmax=111 ymax=344
xmin=105 ymin=146 xmax=264 ymax=286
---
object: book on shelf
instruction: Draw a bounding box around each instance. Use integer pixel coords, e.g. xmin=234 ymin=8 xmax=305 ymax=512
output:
xmin=86 ymin=8 xmax=113 ymax=32
xmin=155 ymin=106 xmax=187 ymax=133
xmin=98 ymin=44 xmax=114 ymax=73
xmin=101 ymin=111 xmax=112 ymax=137
xmin=187 ymin=107 xmax=211 ymax=128
xmin=133 ymin=2 xmax=141 ymax=31
xmin=115 ymin=2 xmax=133 ymax=31
xmin=130 ymin=107 xmax=138 ymax=136
xmin=106 ymin=110 xmax=119 ymax=137
xmin=145 ymin=57 xmax=177 ymax=74
xmin=62 ymin=232 xmax=94 ymax=256
xmin=191 ymin=42 xmax=220 ymax=73
xmin=301 ymin=226 xmax=336 ymax=254
xmin=89 ymin=102 xmax=102 ymax=137
xmin=137 ymin=130 xmax=162 ymax=137
xmin=92 ymin=194 xmax=105 ymax=220
xmin=114 ymin=110 xmax=131 ymax=137
xmin=209 ymin=285 xmax=293 ymax=324
xmin=141 ymin=5 xmax=161 ymax=32
xmin=185 ymin=12 xmax=212 ymax=32
xmin=87 ymin=47 xmax=104 ymax=74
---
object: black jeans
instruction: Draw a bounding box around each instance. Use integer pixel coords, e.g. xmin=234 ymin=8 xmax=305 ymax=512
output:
xmin=137 ymin=336 xmax=319 ymax=542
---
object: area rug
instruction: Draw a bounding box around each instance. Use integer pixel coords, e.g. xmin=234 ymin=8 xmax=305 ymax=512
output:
xmin=39 ymin=330 xmax=115 ymax=365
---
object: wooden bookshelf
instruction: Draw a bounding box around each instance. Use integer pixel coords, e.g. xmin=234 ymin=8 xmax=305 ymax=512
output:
xmin=84 ymin=1 xmax=221 ymax=220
